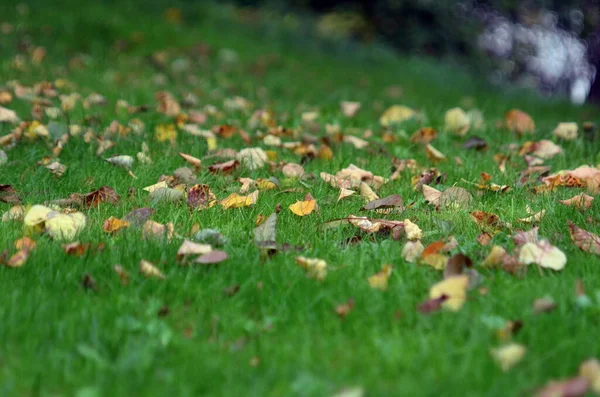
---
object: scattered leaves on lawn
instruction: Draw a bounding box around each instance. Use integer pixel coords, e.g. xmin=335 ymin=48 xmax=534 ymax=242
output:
xmin=559 ymin=193 xmax=594 ymax=210
xmin=491 ymin=343 xmax=526 ymax=371
xmin=505 ymin=109 xmax=534 ymax=134
xmin=102 ymin=216 xmax=129 ymax=233
xmin=221 ymin=190 xmax=259 ymax=209
xmin=568 ymin=222 xmax=600 ymax=255
xmin=518 ymin=240 xmax=566 ymax=271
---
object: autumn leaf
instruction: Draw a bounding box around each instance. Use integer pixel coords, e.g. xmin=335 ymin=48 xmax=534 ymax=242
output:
xmin=103 ymin=216 xmax=129 ymax=233
xmin=559 ymin=193 xmax=594 ymax=210
xmin=379 ymin=105 xmax=415 ymax=126
xmin=534 ymin=377 xmax=589 ymax=397
xmin=444 ymin=107 xmax=470 ymax=135
xmin=187 ymin=184 xmax=216 ymax=210
xmin=105 ymin=154 xmax=134 ymax=170
xmin=139 ymin=259 xmax=166 ymax=279
xmin=401 ymin=240 xmax=424 ymax=263
xmin=254 ymin=212 xmax=277 ymax=248
xmin=0 ymin=185 xmax=22 ymax=204
xmin=221 ymin=190 xmax=259 ymax=209
xmin=425 ymin=144 xmax=447 ymax=163
xmin=409 ymin=127 xmax=437 ymax=144
xmin=178 ymin=152 xmax=202 ymax=170
xmin=553 ymin=122 xmax=578 ymax=140
xmin=208 ymin=159 xmax=239 ymax=174
xmin=340 ymin=101 xmax=361 ymax=117
xmin=296 ymin=256 xmax=327 ymax=280
xmin=518 ymin=240 xmax=566 ymax=271
xmin=142 ymin=220 xmax=174 ymax=241
xmin=237 ymin=147 xmax=267 ymax=170
xmin=368 ymin=264 xmax=393 ymax=291
xmin=337 ymin=188 xmax=355 ymax=202
xmin=6 ymin=248 xmax=30 ymax=268
xmin=176 ymin=240 xmax=213 ymax=261
xmin=62 ymin=241 xmax=90 ymax=256
xmin=490 ymin=344 xmax=526 ymax=371
xmin=580 ymin=359 xmax=600 ymax=394
xmin=289 ymin=193 xmax=316 ymax=216
xmin=361 ymin=194 xmax=403 ymax=211
xmin=358 ymin=182 xmax=378 ymax=203
xmin=429 ymin=275 xmax=469 ymax=311
xmin=505 ymin=109 xmax=534 ymax=134
xmin=568 ymin=221 xmax=600 ymax=256
xmin=83 ymin=186 xmax=121 ymax=208
xmin=282 ymin=163 xmax=305 ymax=178
xmin=195 ymin=250 xmax=228 ymax=264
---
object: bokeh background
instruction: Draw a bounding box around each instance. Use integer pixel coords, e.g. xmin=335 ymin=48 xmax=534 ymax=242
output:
xmin=230 ymin=0 xmax=600 ymax=104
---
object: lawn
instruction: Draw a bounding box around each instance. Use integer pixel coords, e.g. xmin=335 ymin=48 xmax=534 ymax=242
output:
xmin=1 ymin=1 xmax=600 ymax=396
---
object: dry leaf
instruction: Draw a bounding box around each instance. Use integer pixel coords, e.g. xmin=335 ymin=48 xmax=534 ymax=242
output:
xmin=425 ymin=144 xmax=447 ymax=163
xmin=422 ymin=185 xmax=442 ymax=208
xmin=532 ymin=297 xmax=557 ymax=314
xmin=289 ymin=194 xmax=316 ymax=216
xmin=237 ymin=147 xmax=267 ymax=170
xmin=340 ymin=101 xmax=361 ymax=117
xmin=379 ymin=105 xmax=415 ymax=126
xmin=506 ymin=109 xmax=534 ymax=134
xmin=417 ymin=295 xmax=449 ymax=314
xmin=579 ymin=359 xmax=600 ymax=393
xmin=429 ymin=275 xmax=469 ymax=311
xmin=208 ymin=159 xmax=239 ymax=174
xmin=102 ymin=216 xmax=129 ymax=233
xmin=553 ymin=122 xmax=578 ymax=140
xmin=45 ymin=161 xmax=67 ymax=177
xmin=444 ymin=107 xmax=470 ymax=135
xmin=568 ymin=221 xmax=600 ymax=255
xmin=139 ymin=259 xmax=166 ymax=279
xmin=6 ymin=248 xmax=30 ymax=268
xmin=519 ymin=240 xmax=567 ymax=270
xmin=439 ymin=187 xmax=473 ymax=209
xmin=368 ymin=264 xmax=393 ymax=291
xmin=490 ymin=344 xmax=526 ymax=371
xmin=410 ymin=127 xmax=437 ymax=144
xmin=534 ymin=377 xmax=589 ymax=397
xmin=335 ymin=298 xmax=355 ymax=318
xmin=282 ymin=163 xmax=304 ymax=178
xmin=221 ymin=190 xmax=259 ymax=209
xmin=559 ymin=193 xmax=594 ymax=210
xmin=105 ymin=155 xmax=134 ymax=170
xmin=337 ymin=188 xmax=356 ymax=202
xmin=177 ymin=239 xmax=212 ymax=260
xmin=295 ymin=256 xmax=327 ymax=280
xmin=62 ymin=241 xmax=90 ymax=256
xmin=195 ymin=250 xmax=228 ymax=264
xmin=2 ymin=205 xmax=26 ymax=222
xmin=142 ymin=220 xmax=174 ymax=241
xmin=178 ymin=152 xmax=202 ymax=169
xmin=482 ymin=245 xmax=508 ymax=268
xmin=149 ymin=187 xmax=184 ymax=204
xmin=362 ymin=194 xmax=403 ymax=211
xmin=404 ymin=219 xmax=422 ymax=240
xmin=113 ymin=265 xmax=130 ymax=285
xmin=517 ymin=208 xmax=546 ymax=223
xmin=359 ymin=182 xmax=379 ymax=203
xmin=402 ymin=240 xmax=424 ymax=263
xmin=187 ymin=184 xmax=216 ymax=210
xmin=15 ymin=237 xmax=36 ymax=251
xmin=254 ymin=212 xmax=277 ymax=248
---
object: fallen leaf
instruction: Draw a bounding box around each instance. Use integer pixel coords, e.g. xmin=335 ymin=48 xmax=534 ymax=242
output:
xmin=512 ymin=227 xmax=539 ymax=246
xmin=45 ymin=161 xmax=67 ymax=177
xmin=519 ymin=240 xmax=567 ymax=270
xmin=444 ymin=253 xmax=472 ymax=279
xmin=62 ymin=241 xmax=90 ymax=256
xmin=358 ymin=182 xmax=378 ymax=203
xmin=425 ymin=144 xmax=447 ymax=163
xmin=237 ymin=147 xmax=267 ymax=170
xmin=429 ymin=275 xmax=469 ymax=311
xmin=105 ymin=154 xmax=134 ymax=170
xmin=553 ymin=122 xmax=578 ymax=140
xmin=282 ymin=163 xmax=304 ymax=178
xmin=401 ymin=240 xmax=424 ymax=263
xmin=470 ymin=210 xmax=505 ymax=232
xmin=221 ymin=190 xmax=259 ymax=209
xmin=187 ymin=184 xmax=216 ymax=210
xmin=208 ymin=159 xmax=239 ymax=174
xmin=490 ymin=343 xmax=526 ymax=371
xmin=142 ymin=220 xmax=174 ymax=241
xmin=289 ymin=194 xmax=316 ymax=216
xmin=123 ymin=207 xmax=155 ymax=227
xmin=463 ymin=136 xmax=488 ymax=151
xmin=177 ymin=239 xmax=212 ymax=260
xmin=139 ymin=259 xmax=166 ymax=279
xmin=379 ymin=105 xmax=415 ymax=126
xmin=368 ymin=264 xmax=393 ymax=291
xmin=417 ymin=294 xmax=449 ymax=314
xmin=439 ymin=187 xmax=473 ymax=209
xmin=482 ymin=245 xmax=508 ymax=268
xmin=335 ymin=298 xmax=355 ymax=318
xmin=81 ymin=273 xmax=98 ymax=291
xmin=532 ymin=297 xmax=557 ymax=314
xmin=337 ymin=188 xmax=355 ymax=201
xmin=195 ymin=250 xmax=228 ymax=264
xmin=444 ymin=107 xmax=470 ymax=135
xmin=254 ymin=212 xmax=277 ymax=248
xmin=83 ymin=186 xmax=120 ymax=207
xmin=505 ymin=109 xmax=534 ymax=134
xmin=0 ymin=185 xmax=21 ymax=204
xmin=559 ymin=193 xmax=594 ymax=211
xmin=361 ymin=194 xmax=403 ymax=211
xmin=150 ymin=187 xmax=184 ymax=204
xmin=409 ymin=127 xmax=437 ymax=144
xmin=579 ymin=359 xmax=600 ymax=394
xmin=102 ymin=216 xmax=129 ymax=233
xmin=404 ymin=219 xmax=422 ymax=240
xmin=568 ymin=221 xmax=600 ymax=255
xmin=143 ymin=181 xmax=169 ymax=193
xmin=534 ymin=377 xmax=589 ymax=397
xmin=340 ymin=101 xmax=361 ymax=117
xmin=0 ymin=106 xmax=20 ymax=123
xmin=178 ymin=152 xmax=202 ymax=170
xmin=422 ymin=185 xmax=442 ymax=208
xmin=296 ymin=256 xmax=327 ymax=280
xmin=6 ymin=248 xmax=30 ymax=268
xmin=517 ymin=208 xmax=546 ymax=223
xmin=2 ymin=205 xmax=26 ymax=222
xmin=15 ymin=237 xmax=36 ymax=250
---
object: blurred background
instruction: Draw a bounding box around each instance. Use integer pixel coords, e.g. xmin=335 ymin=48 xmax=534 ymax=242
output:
xmin=231 ymin=0 xmax=600 ymax=105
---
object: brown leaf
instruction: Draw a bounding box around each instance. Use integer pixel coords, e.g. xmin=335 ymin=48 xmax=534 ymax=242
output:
xmin=113 ymin=265 xmax=130 ymax=285
xmin=6 ymin=248 xmax=30 ymax=268
xmin=362 ymin=194 xmax=403 ymax=211
xmin=177 ymin=240 xmax=212 ymax=261
xmin=62 ymin=241 xmax=90 ymax=256
xmin=409 ymin=127 xmax=437 ymax=144
xmin=335 ymin=298 xmax=355 ymax=318
xmin=84 ymin=186 xmax=120 ymax=208
xmin=568 ymin=221 xmax=600 ymax=255
xmin=559 ymin=193 xmax=594 ymax=211
xmin=123 ymin=207 xmax=155 ymax=227
xmin=463 ymin=136 xmax=488 ymax=151
xmin=0 ymin=185 xmax=21 ymax=204
xmin=417 ymin=294 xmax=449 ymax=314
xmin=194 ymin=250 xmax=228 ymax=264
xmin=81 ymin=273 xmax=98 ymax=291
xmin=444 ymin=253 xmax=472 ymax=279
xmin=208 ymin=159 xmax=239 ymax=174
xmin=470 ymin=210 xmax=504 ymax=231
xmin=505 ymin=109 xmax=535 ymax=134
xmin=187 ymin=184 xmax=216 ymax=210
xmin=532 ymin=297 xmax=557 ymax=314
xmin=15 ymin=237 xmax=36 ymax=251
xmin=534 ymin=377 xmax=589 ymax=397
xmin=178 ymin=152 xmax=202 ymax=170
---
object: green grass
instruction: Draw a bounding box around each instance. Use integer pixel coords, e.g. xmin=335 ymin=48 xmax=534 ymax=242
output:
xmin=1 ymin=1 xmax=600 ymax=396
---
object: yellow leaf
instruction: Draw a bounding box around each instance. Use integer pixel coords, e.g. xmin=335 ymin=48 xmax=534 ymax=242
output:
xmin=379 ymin=105 xmax=415 ymax=126
xmin=425 ymin=144 xmax=447 ymax=163
xmin=490 ymin=344 xmax=526 ymax=371
xmin=23 ymin=205 xmax=53 ymax=228
xmin=103 ymin=216 xmax=129 ymax=233
xmin=368 ymin=264 xmax=393 ymax=291
xmin=580 ymin=359 xmax=600 ymax=393
xmin=45 ymin=212 xmax=86 ymax=241
xmin=143 ymin=180 xmax=169 ymax=193
xmin=359 ymin=182 xmax=379 ymax=202
xmin=337 ymin=188 xmax=355 ymax=201
xmin=139 ymin=259 xmax=166 ymax=279
xmin=221 ymin=191 xmax=259 ymax=209
xmin=401 ymin=240 xmax=424 ymax=263
xmin=553 ymin=122 xmax=578 ymax=140
xmin=444 ymin=107 xmax=470 ymax=136
xmin=155 ymin=123 xmax=177 ymax=144
xmin=518 ymin=240 xmax=566 ymax=271
xmin=289 ymin=197 xmax=316 ymax=216
xmin=295 ymin=256 xmax=327 ymax=280
xmin=429 ymin=275 xmax=469 ymax=311
xmin=404 ymin=219 xmax=422 ymax=240
xmin=482 ymin=245 xmax=507 ymax=268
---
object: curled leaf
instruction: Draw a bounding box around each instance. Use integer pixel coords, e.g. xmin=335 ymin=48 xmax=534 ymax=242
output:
xmin=296 ymin=256 xmax=327 ymax=281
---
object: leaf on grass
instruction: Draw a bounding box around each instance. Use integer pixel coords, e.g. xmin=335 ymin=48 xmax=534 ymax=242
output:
xmin=532 ymin=297 xmax=557 ymax=314
xmin=361 ymin=194 xmax=403 ymax=211
xmin=0 ymin=106 xmax=20 ymax=123
xmin=417 ymin=294 xmax=449 ymax=314
xmin=0 ymin=185 xmax=21 ymax=204
xmin=404 ymin=219 xmax=422 ymax=240
xmin=113 ymin=265 xmax=129 ymax=285
xmin=103 ymin=216 xmax=129 ymax=233
xmin=282 ymin=163 xmax=304 ymax=178
xmin=482 ymin=245 xmax=508 ymax=268
xmin=359 ymin=182 xmax=379 ymax=203
xmin=505 ymin=109 xmax=534 ymax=134
xmin=208 ymin=158 xmax=240 ymax=174
xmin=490 ymin=344 xmax=526 ymax=371
xmin=379 ymin=105 xmax=415 ymax=126
xmin=519 ymin=240 xmax=566 ymax=270
xmin=254 ymin=212 xmax=277 ymax=247
xmin=409 ymin=127 xmax=437 ymax=144
xmin=568 ymin=221 xmax=600 ymax=255
xmin=6 ymin=249 xmax=30 ymax=268
xmin=444 ymin=107 xmax=470 ymax=136
xmin=84 ymin=186 xmax=121 ymax=207
xmin=517 ymin=207 xmax=546 ymax=223
xmin=143 ymin=181 xmax=169 ymax=193
xmin=62 ymin=241 xmax=90 ymax=256
xmin=2 ymin=205 xmax=26 ymax=222
xmin=429 ymin=275 xmax=469 ymax=311
xmin=512 ymin=227 xmax=539 ymax=246
xmin=105 ymin=155 xmax=134 ymax=170
xmin=142 ymin=220 xmax=174 ymax=241
xmin=335 ymin=298 xmax=355 ymax=318
xmin=123 ymin=207 xmax=155 ymax=227
xmin=289 ymin=193 xmax=316 ymax=216
xmin=542 ymin=166 xmax=600 ymax=195
xmin=340 ymin=101 xmax=361 ymax=117
xmin=425 ymin=144 xmax=447 ymax=163
xmin=439 ymin=187 xmax=473 ymax=208
xmin=45 ymin=161 xmax=67 ymax=177
xmin=444 ymin=253 xmax=472 ymax=279
xmin=534 ymin=377 xmax=589 ymax=397
xmin=470 ymin=210 xmax=506 ymax=232
xmin=221 ymin=190 xmax=259 ymax=209
xmin=338 ymin=188 xmax=356 ymax=202
xmin=422 ymin=185 xmax=442 ymax=208
xmin=579 ymin=359 xmax=600 ymax=394
xmin=155 ymin=123 xmax=177 ymax=144
xmin=553 ymin=122 xmax=578 ymax=141
xmin=402 ymin=240 xmax=424 ymax=263
xmin=296 ymin=256 xmax=327 ymax=280
xmin=177 ymin=239 xmax=212 ymax=260
xmin=520 ymin=140 xmax=563 ymax=159
xmin=139 ymin=259 xmax=166 ymax=279
xmin=237 ymin=147 xmax=267 ymax=170
xmin=15 ymin=237 xmax=36 ymax=251
xmin=368 ymin=264 xmax=393 ymax=291
xmin=463 ymin=136 xmax=488 ymax=151
xmin=194 ymin=250 xmax=228 ymax=264
xmin=559 ymin=193 xmax=594 ymax=211
xmin=420 ymin=240 xmax=449 ymax=270
xmin=187 ymin=184 xmax=216 ymax=210
xmin=178 ymin=152 xmax=202 ymax=170
xmin=150 ymin=187 xmax=184 ymax=204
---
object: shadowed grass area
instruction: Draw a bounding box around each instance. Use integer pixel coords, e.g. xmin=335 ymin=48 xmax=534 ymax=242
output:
xmin=1 ymin=1 xmax=600 ymax=396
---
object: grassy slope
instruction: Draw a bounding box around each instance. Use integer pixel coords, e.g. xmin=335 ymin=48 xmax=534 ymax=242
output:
xmin=1 ymin=1 xmax=600 ymax=396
